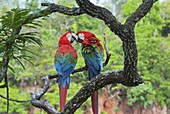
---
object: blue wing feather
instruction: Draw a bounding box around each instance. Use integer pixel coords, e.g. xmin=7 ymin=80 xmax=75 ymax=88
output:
xmin=54 ymin=51 xmax=77 ymax=88
xmin=82 ymin=48 xmax=103 ymax=79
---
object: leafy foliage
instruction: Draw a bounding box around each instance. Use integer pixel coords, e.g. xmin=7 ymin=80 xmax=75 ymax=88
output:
xmin=0 ymin=8 xmax=42 ymax=70
xmin=127 ymin=82 xmax=156 ymax=108
xmin=0 ymin=7 xmax=42 ymax=113
xmin=0 ymin=85 xmax=30 ymax=114
xmin=123 ymin=0 xmax=170 ymax=108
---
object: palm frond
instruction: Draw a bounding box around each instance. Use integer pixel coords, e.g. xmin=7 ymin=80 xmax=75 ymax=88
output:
xmin=0 ymin=8 xmax=43 ymax=70
xmin=8 ymin=65 xmax=15 ymax=73
xmin=13 ymin=56 xmax=26 ymax=70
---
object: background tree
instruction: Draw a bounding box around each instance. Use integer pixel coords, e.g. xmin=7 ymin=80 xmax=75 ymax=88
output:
xmin=0 ymin=0 xmax=170 ymax=114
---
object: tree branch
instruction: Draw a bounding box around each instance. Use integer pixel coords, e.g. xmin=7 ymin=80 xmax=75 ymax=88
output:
xmin=21 ymin=2 xmax=84 ymax=27
xmin=30 ymin=75 xmax=59 ymax=114
xmin=125 ymin=0 xmax=158 ymax=27
xmin=33 ymin=75 xmax=51 ymax=100
xmin=30 ymin=96 xmax=59 ymax=114
xmin=103 ymin=33 xmax=111 ymax=67
xmin=41 ymin=3 xmax=83 ymax=16
xmin=61 ymin=70 xmax=124 ymax=114
xmin=0 ymin=94 xmax=30 ymax=103
xmin=0 ymin=84 xmax=6 ymax=88
xmin=30 ymin=70 xmax=125 ymax=114
xmin=72 ymin=66 xmax=88 ymax=74
xmin=75 ymin=0 xmax=122 ymax=35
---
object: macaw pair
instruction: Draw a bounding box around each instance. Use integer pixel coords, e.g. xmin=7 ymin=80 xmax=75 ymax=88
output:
xmin=54 ymin=31 xmax=103 ymax=114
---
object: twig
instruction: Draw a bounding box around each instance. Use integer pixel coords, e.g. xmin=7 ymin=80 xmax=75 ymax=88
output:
xmin=35 ymin=75 xmax=51 ymax=100
xmin=72 ymin=66 xmax=88 ymax=74
xmin=48 ymin=74 xmax=58 ymax=79
xmin=0 ymin=84 xmax=6 ymax=88
xmin=103 ymin=33 xmax=111 ymax=67
xmin=103 ymin=90 xmax=120 ymax=109
xmin=4 ymin=73 xmax=9 ymax=113
xmin=105 ymin=90 xmax=120 ymax=102
xmin=0 ymin=94 xmax=30 ymax=103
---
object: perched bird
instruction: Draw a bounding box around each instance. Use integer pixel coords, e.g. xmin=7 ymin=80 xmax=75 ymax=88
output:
xmin=54 ymin=32 xmax=78 ymax=111
xmin=76 ymin=31 xmax=103 ymax=114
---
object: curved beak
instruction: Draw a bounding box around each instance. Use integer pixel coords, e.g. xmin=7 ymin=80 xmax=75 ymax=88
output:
xmin=71 ymin=33 xmax=84 ymax=43
xmin=71 ymin=33 xmax=78 ymax=43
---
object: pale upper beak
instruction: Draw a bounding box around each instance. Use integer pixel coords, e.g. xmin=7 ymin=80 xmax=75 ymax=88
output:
xmin=71 ymin=33 xmax=83 ymax=43
xmin=71 ymin=33 xmax=78 ymax=43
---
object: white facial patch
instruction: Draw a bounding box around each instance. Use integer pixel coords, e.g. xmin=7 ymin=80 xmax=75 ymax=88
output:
xmin=66 ymin=33 xmax=72 ymax=42
xmin=78 ymin=33 xmax=84 ymax=41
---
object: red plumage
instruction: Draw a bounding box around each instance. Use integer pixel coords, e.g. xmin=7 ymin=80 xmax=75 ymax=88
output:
xmin=77 ymin=31 xmax=103 ymax=52
xmin=54 ymin=32 xmax=77 ymax=111
xmin=77 ymin=31 xmax=103 ymax=114
xmin=58 ymin=32 xmax=72 ymax=47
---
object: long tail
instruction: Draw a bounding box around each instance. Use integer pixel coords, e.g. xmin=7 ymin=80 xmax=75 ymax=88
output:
xmin=91 ymin=91 xmax=98 ymax=114
xmin=59 ymin=83 xmax=68 ymax=111
xmin=89 ymin=71 xmax=99 ymax=114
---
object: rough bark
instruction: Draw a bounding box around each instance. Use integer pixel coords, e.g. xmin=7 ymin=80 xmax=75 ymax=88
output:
xmin=61 ymin=70 xmax=123 ymax=114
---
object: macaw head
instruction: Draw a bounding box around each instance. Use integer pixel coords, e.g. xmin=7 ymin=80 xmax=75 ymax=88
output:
xmin=76 ymin=31 xmax=100 ymax=47
xmin=58 ymin=31 xmax=78 ymax=47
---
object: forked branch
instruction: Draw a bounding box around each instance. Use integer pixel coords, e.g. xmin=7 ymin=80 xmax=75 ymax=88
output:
xmin=29 ymin=0 xmax=157 ymax=113
xmin=0 ymin=0 xmax=157 ymax=113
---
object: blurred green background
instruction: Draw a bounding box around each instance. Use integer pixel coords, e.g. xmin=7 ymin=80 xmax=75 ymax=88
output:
xmin=0 ymin=0 xmax=170 ymax=113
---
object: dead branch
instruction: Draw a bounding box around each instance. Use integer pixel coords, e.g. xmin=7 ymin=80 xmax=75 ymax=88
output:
xmin=30 ymin=75 xmax=59 ymax=114
xmin=30 ymin=96 xmax=59 ymax=114
xmin=0 ymin=94 xmax=30 ymax=103
xmin=103 ymin=33 xmax=111 ymax=67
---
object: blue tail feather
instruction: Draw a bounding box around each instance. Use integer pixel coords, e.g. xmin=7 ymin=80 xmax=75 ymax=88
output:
xmin=57 ymin=75 xmax=70 ymax=88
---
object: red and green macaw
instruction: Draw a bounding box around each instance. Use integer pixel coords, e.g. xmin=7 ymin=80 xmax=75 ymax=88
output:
xmin=54 ymin=32 xmax=78 ymax=111
xmin=76 ymin=31 xmax=104 ymax=114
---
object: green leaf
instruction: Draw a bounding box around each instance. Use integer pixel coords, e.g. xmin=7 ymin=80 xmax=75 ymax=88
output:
xmin=8 ymin=64 xmax=15 ymax=73
xmin=13 ymin=57 xmax=25 ymax=70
